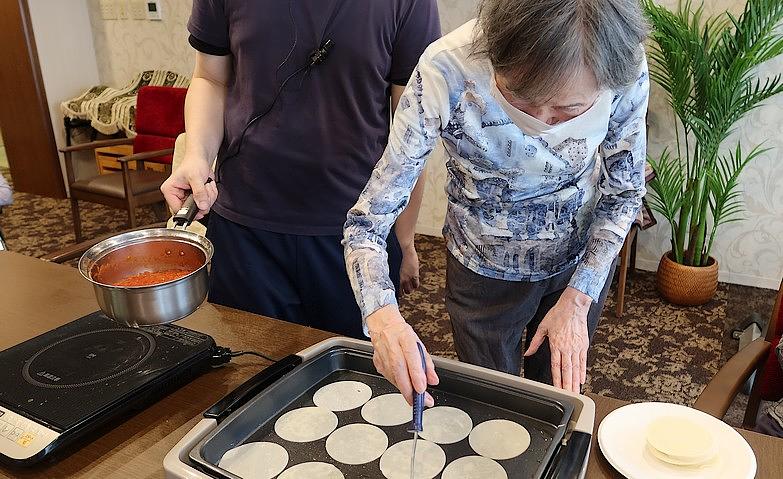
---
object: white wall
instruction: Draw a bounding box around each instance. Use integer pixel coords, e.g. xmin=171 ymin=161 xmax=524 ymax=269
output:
xmin=27 ymin=0 xmax=101 ymax=180
xmin=415 ymin=0 xmax=783 ymax=290
xmin=86 ymin=0 xmax=194 ymax=87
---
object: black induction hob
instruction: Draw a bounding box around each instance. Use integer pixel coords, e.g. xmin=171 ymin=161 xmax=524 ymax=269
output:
xmin=0 ymin=311 xmax=216 ymax=467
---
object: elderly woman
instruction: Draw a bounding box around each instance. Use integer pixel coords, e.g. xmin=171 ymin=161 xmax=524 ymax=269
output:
xmin=344 ymin=0 xmax=649 ymax=404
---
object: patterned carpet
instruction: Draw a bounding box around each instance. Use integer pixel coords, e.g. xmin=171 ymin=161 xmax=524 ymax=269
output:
xmin=0 ymin=167 xmax=777 ymax=427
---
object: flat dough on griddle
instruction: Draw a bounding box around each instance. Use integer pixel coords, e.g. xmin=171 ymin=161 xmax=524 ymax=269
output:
xmin=218 ymin=442 xmax=288 ymax=479
xmin=441 ymin=455 xmax=507 ymax=479
xmin=326 ymin=423 xmax=389 ymax=465
xmin=361 ymin=393 xmax=411 ymax=426
xmin=278 ymin=462 xmax=345 ymax=479
xmin=379 ymin=439 xmax=446 ymax=479
xmin=313 ymin=380 xmax=373 ymax=411
xmin=274 ymin=406 xmax=338 ymax=442
xmin=469 ymin=419 xmax=531 ymax=460
xmin=419 ymin=406 xmax=473 ymax=444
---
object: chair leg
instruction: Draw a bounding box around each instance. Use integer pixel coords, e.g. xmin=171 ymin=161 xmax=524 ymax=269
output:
xmin=70 ymin=198 xmax=83 ymax=243
xmin=128 ymin=204 xmax=138 ymax=229
xmin=743 ymin=378 xmax=764 ymax=428
xmin=152 ymin=201 xmax=170 ymax=222
xmin=616 ymin=236 xmax=632 ymax=319
xmin=630 ymin=227 xmax=639 ymax=272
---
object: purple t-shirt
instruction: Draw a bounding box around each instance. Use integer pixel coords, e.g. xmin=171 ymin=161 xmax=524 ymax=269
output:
xmin=188 ymin=0 xmax=440 ymax=235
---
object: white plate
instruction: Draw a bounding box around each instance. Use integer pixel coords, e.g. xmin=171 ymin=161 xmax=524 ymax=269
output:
xmin=597 ymin=402 xmax=756 ymax=479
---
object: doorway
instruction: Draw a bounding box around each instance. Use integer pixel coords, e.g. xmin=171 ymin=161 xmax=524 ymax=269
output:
xmin=0 ymin=0 xmax=66 ymax=199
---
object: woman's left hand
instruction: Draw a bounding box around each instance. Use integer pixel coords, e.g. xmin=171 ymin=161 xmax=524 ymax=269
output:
xmin=524 ymin=287 xmax=592 ymax=393
xmin=399 ymin=243 xmax=421 ymax=295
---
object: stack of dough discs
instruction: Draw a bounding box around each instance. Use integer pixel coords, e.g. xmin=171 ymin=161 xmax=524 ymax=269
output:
xmin=379 ymin=439 xmax=446 ymax=479
xmin=313 ymin=381 xmax=373 ymax=411
xmin=274 ymin=406 xmax=338 ymax=442
xmin=218 ymin=442 xmax=288 ymax=479
xmin=646 ymin=416 xmax=717 ymax=466
xmin=419 ymin=406 xmax=473 ymax=444
xmin=325 ymin=423 xmax=389 ymax=465
xmin=277 ymin=462 xmax=345 ymax=479
xmin=441 ymin=456 xmax=507 ymax=479
xmin=361 ymin=393 xmax=411 ymax=426
xmin=469 ymin=420 xmax=531 ymax=460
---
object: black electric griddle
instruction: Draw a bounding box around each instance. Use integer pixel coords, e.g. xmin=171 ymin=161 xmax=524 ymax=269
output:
xmin=182 ymin=340 xmax=591 ymax=479
xmin=0 ymin=312 xmax=215 ymax=466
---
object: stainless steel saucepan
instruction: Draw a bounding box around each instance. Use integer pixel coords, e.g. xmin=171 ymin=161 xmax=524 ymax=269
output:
xmin=79 ymin=193 xmax=213 ymax=326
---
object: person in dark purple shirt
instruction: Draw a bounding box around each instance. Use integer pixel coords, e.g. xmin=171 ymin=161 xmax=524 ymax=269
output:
xmin=161 ymin=0 xmax=440 ymax=338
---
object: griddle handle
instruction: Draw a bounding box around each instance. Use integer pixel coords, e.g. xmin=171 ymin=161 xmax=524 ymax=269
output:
xmin=546 ymin=431 xmax=591 ymax=479
xmin=204 ymin=354 xmax=302 ymax=423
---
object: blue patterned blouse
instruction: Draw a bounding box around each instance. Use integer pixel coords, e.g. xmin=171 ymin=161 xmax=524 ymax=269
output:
xmin=344 ymin=20 xmax=649 ymax=321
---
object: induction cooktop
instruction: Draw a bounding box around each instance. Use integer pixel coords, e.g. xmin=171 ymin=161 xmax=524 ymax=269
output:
xmin=0 ymin=311 xmax=215 ymax=466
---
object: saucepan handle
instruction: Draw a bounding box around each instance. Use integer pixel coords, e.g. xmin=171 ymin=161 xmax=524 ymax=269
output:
xmin=172 ymin=178 xmax=214 ymax=228
xmin=203 ymin=354 xmax=303 ymax=423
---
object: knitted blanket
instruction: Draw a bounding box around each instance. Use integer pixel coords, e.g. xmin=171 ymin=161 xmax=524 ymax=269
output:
xmin=61 ymin=70 xmax=190 ymax=137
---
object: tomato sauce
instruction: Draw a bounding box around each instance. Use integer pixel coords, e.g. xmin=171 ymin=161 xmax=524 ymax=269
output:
xmin=112 ymin=269 xmax=192 ymax=287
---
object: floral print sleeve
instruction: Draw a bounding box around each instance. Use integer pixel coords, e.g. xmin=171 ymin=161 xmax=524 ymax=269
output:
xmin=343 ymin=53 xmax=450 ymax=321
xmin=568 ymin=60 xmax=650 ymax=301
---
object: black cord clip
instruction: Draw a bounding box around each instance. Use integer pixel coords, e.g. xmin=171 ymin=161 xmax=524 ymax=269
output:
xmin=309 ymin=39 xmax=334 ymax=66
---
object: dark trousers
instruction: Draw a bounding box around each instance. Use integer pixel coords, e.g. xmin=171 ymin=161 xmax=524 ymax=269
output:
xmin=206 ymin=212 xmax=402 ymax=339
xmin=445 ymin=253 xmax=616 ymax=385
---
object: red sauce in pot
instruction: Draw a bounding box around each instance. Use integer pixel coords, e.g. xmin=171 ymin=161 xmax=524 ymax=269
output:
xmin=112 ymin=269 xmax=192 ymax=287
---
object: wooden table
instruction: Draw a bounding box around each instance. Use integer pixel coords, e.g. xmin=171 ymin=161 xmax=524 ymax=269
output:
xmin=1 ymin=252 xmax=781 ymax=478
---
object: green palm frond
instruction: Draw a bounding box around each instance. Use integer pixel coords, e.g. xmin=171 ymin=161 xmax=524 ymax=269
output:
xmin=705 ymin=143 xmax=769 ymax=257
xmin=642 ymin=0 xmax=783 ymax=266
xmin=647 ymin=149 xmax=686 ymax=262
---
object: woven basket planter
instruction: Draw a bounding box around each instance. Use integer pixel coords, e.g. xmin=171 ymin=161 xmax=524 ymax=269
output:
xmin=656 ymin=251 xmax=719 ymax=306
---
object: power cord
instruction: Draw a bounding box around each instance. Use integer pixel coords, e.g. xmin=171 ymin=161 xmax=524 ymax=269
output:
xmin=210 ymin=345 xmax=279 ymax=366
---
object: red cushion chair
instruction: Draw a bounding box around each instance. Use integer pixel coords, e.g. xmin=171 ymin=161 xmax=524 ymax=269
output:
xmin=60 ymin=86 xmax=187 ymax=242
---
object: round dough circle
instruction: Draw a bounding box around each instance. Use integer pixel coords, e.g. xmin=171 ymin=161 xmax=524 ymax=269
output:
xmin=379 ymin=439 xmax=446 ymax=479
xmin=218 ymin=442 xmax=288 ymax=479
xmin=469 ymin=420 xmax=531 ymax=460
xmin=442 ymin=456 xmax=507 ymax=479
xmin=361 ymin=393 xmax=411 ymax=426
xmin=646 ymin=416 xmax=716 ymax=463
xmin=274 ymin=406 xmax=338 ymax=442
xmin=313 ymin=381 xmax=373 ymax=411
xmin=419 ymin=406 xmax=473 ymax=444
xmin=278 ymin=462 xmax=345 ymax=479
xmin=326 ymin=424 xmax=389 ymax=465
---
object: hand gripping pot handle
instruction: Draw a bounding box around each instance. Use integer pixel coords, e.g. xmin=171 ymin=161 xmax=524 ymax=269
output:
xmin=172 ymin=178 xmax=213 ymax=228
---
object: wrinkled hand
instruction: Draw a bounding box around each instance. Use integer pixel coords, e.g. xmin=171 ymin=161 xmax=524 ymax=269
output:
xmin=160 ymin=157 xmax=217 ymax=220
xmin=367 ymin=305 xmax=439 ymax=406
xmin=399 ymin=244 xmax=421 ymax=295
xmin=524 ymin=287 xmax=592 ymax=393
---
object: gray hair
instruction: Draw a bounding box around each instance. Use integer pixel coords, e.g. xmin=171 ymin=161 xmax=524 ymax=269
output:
xmin=474 ymin=0 xmax=649 ymax=102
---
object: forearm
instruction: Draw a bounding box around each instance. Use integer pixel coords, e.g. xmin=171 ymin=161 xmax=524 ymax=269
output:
xmin=394 ymin=169 xmax=426 ymax=249
xmin=183 ymin=77 xmax=226 ymax=166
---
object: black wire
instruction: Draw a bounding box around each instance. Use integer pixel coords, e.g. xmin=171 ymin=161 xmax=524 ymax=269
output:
xmin=275 ymin=0 xmax=298 ymax=81
xmin=230 ymin=350 xmax=278 ymax=362
xmin=215 ymin=63 xmax=310 ymax=183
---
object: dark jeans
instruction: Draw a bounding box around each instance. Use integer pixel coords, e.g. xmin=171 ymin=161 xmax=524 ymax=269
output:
xmin=445 ymin=253 xmax=616 ymax=385
xmin=206 ymin=212 xmax=402 ymax=339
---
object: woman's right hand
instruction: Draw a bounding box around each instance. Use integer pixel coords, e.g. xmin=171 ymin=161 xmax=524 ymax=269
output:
xmin=161 ymin=157 xmax=218 ymax=220
xmin=366 ymin=305 xmax=439 ymax=406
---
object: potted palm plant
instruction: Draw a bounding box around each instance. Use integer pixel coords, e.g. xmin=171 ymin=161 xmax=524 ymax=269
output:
xmin=643 ymin=0 xmax=783 ymax=305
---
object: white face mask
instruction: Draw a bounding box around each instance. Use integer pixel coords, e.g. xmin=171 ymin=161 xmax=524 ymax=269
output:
xmin=490 ymin=76 xmax=612 ymax=138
